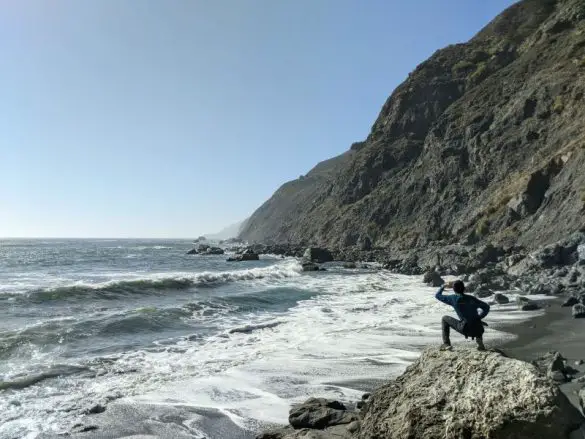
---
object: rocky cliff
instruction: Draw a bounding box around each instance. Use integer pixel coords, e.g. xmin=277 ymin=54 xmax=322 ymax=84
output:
xmin=240 ymin=0 xmax=585 ymax=251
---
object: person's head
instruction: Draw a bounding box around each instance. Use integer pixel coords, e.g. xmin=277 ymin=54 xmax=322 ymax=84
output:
xmin=453 ymin=280 xmax=465 ymax=295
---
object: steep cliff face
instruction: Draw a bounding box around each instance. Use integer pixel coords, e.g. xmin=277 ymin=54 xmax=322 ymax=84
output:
xmin=240 ymin=0 xmax=585 ymax=250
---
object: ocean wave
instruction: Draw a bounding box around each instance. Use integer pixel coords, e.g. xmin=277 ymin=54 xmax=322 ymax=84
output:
xmin=11 ymin=261 xmax=303 ymax=302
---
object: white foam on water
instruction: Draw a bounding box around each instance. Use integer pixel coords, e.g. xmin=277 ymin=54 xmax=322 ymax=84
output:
xmin=0 ymin=266 xmax=547 ymax=437
xmin=130 ymin=272 xmax=544 ymax=431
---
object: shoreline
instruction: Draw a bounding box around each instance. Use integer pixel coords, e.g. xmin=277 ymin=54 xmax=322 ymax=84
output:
xmin=45 ymin=288 xmax=584 ymax=439
xmin=498 ymin=298 xmax=585 ymax=412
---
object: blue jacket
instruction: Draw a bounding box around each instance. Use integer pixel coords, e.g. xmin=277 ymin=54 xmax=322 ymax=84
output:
xmin=435 ymin=286 xmax=490 ymax=323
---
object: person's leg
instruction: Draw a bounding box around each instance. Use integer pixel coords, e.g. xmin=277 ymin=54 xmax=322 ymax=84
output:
xmin=476 ymin=336 xmax=486 ymax=351
xmin=441 ymin=316 xmax=461 ymax=348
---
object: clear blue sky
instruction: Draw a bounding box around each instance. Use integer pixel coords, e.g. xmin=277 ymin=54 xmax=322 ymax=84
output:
xmin=0 ymin=0 xmax=516 ymax=238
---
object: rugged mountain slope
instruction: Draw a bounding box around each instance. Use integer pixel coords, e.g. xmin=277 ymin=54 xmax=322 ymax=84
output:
xmin=240 ymin=0 xmax=585 ymax=250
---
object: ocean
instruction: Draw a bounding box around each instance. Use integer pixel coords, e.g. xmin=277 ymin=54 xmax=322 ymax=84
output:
xmin=0 ymin=239 xmax=542 ymax=439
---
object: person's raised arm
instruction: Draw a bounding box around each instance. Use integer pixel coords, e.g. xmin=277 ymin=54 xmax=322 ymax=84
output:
xmin=435 ymin=283 xmax=454 ymax=305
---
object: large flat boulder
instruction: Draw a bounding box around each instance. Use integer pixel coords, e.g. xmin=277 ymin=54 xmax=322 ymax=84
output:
xmin=423 ymin=271 xmax=444 ymax=287
xmin=303 ymin=248 xmax=334 ymax=264
xmin=359 ymin=348 xmax=583 ymax=439
xmin=289 ymin=398 xmax=358 ymax=430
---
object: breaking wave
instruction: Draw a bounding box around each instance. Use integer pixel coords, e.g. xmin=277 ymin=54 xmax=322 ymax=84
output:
xmin=8 ymin=260 xmax=303 ymax=303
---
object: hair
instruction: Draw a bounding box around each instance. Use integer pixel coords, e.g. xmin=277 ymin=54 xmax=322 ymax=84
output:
xmin=453 ymin=280 xmax=465 ymax=294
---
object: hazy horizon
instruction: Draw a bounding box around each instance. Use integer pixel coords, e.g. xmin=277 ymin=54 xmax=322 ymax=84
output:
xmin=1 ymin=0 xmax=516 ymax=238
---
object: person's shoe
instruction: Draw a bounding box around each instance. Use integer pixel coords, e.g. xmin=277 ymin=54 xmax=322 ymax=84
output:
xmin=476 ymin=339 xmax=486 ymax=351
xmin=440 ymin=343 xmax=453 ymax=351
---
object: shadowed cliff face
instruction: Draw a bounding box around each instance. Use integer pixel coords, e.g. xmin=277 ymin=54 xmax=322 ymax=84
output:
xmin=240 ymin=0 xmax=585 ymax=250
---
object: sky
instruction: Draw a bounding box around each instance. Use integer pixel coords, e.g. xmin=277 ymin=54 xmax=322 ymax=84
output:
xmin=0 ymin=0 xmax=517 ymax=238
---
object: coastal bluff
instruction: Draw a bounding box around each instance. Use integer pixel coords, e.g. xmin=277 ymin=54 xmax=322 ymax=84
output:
xmin=258 ymin=347 xmax=584 ymax=439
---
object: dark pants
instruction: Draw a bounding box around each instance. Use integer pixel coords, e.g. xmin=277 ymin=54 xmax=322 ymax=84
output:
xmin=442 ymin=316 xmax=484 ymax=344
xmin=442 ymin=316 xmax=465 ymax=344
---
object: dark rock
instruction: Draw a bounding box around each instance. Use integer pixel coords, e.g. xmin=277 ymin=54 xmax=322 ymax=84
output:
xmin=475 ymin=286 xmax=494 ymax=298
xmin=359 ymin=236 xmax=372 ymax=251
xmin=256 ymin=430 xmax=289 ymax=439
xmin=516 ymin=296 xmax=540 ymax=311
xmin=532 ymin=351 xmax=568 ymax=382
xmin=474 ymin=244 xmax=505 ymax=268
xmin=227 ymin=252 xmax=259 ymax=262
xmin=302 ymin=262 xmax=320 ymax=272
xmin=360 ymin=348 xmax=582 ymax=439
xmin=288 ymin=398 xmax=358 ymax=430
xmin=303 ymin=248 xmax=333 ymax=264
xmin=529 ymin=283 xmax=554 ymax=296
xmin=361 ymin=393 xmax=370 ymax=401
xmin=343 ymin=262 xmax=357 ymax=269
xmin=197 ymin=244 xmax=210 ymax=253
xmin=84 ymin=404 xmax=106 ymax=415
xmin=494 ymin=293 xmax=510 ymax=304
xmin=186 ymin=248 xmax=198 ymax=255
xmin=553 ymin=267 xmax=569 ymax=278
xmin=562 ymin=297 xmax=579 ymax=307
xmin=205 ymin=247 xmax=224 ymax=255
xmin=423 ymin=271 xmax=444 ymax=287
xmin=572 ymin=304 xmax=585 ymax=319
xmin=75 ymin=425 xmax=99 ymax=433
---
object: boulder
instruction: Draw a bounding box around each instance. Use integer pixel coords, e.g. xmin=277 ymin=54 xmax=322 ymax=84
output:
xmin=572 ymin=304 xmax=585 ymax=319
xmin=423 ymin=271 xmax=444 ymax=287
xmin=288 ymin=398 xmax=358 ymax=430
xmin=83 ymin=403 xmax=106 ymax=415
xmin=475 ymin=286 xmax=494 ymax=298
xmin=529 ymin=283 xmax=554 ymax=295
xmin=302 ymin=262 xmax=320 ymax=272
xmin=516 ymin=296 xmax=540 ymax=311
xmin=359 ymin=348 xmax=583 ymax=439
xmin=494 ymin=293 xmax=510 ymax=304
xmin=569 ymin=270 xmax=580 ymax=283
xmin=186 ymin=248 xmax=198 ymax=255
xmin=474 ymin=244 xmax=505 ymax=268
xmin=197 ymin=244 xmax=210 ymax=253
xmin=303 ymin=248 xmax=334 ymax=264
xmin=205 ymin=247 xmax=224 ymax=255
xmin=227 ymin=252 xmax=260 ymax=262
xmin=532 ymin=351 xmax=568 ymax=382
xmin=359 ymin=236 xmax=372 ymax=251
xmin=562 ymin=297 xmax=579 ymax=307
xmin=343 ymin=262 xmax=357 ymax=269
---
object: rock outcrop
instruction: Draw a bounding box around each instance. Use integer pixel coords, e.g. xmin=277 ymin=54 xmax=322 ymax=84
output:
xmin=258 ymin=348 xmax=584 ymax=439
xmin=572 ymin=303 xmax=585 ymax=318
xmin=423 ymin=271 xmax=444 ymax=287
xmin=359 ymin=348 xmax=583 ymax=439
xmin=240 ymin=0 xmax=585 ymax=253
xmin=303 ymin=248 xmax=334 ymax=264
xmin=516 ymin=296 xmax=541 ymax=311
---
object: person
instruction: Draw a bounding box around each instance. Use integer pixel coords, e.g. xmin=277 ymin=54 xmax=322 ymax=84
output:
xmin=435 ymin=280 xmax=490 ymax=351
